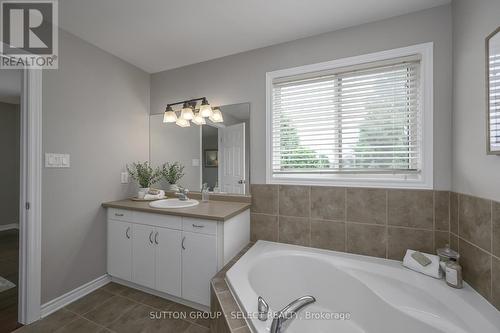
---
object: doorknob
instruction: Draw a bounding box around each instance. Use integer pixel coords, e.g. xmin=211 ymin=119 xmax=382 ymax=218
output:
xmin=238 ymin=180 xmax=245 ymax=184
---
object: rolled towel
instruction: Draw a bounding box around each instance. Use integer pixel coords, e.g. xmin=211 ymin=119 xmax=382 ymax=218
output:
xmin=403 ymin=249 xmax=442 ymax=279
xmin=144 ymin=190 xmax=165 ymax=200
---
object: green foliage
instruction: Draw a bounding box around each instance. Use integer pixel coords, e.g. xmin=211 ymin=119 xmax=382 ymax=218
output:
xmin=279 ymin=115 xmax=330 ymax=170
xmin=126 ymin=162 xmax=162 ymax=188
xmin=161 ymin=162 xmax=185 ymax=185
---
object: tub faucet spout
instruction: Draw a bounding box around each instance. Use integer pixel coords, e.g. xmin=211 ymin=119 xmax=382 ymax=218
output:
xmin=270 ymin=295 xmax=316 ymax=333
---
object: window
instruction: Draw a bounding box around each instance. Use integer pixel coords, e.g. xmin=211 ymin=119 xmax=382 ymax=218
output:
xmin=266 ymin=44 xmax=433 ymax=188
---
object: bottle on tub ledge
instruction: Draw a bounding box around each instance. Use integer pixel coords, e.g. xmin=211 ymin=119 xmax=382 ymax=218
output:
xmin=437 ymin=244 xmax=463 ymax=289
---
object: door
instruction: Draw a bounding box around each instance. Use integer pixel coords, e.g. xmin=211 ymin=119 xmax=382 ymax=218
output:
xmin=107 ymin=220 xmax=132 ymax=281
xmin=132 ymin=224 xmax=156 ymax=289
xmin=181 ymin=231 xmax=217 ymax=306
xmin=219 ymin=123 xmax=246 ymax=194
xmin=155 ymin=227 xmax=182 ymax=297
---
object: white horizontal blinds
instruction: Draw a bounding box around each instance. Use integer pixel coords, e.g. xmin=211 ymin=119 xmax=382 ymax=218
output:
xmin=490 ymin=44 xmax=500 ymax=150
xmin=272 ymin=58 xmax=421 ymax=174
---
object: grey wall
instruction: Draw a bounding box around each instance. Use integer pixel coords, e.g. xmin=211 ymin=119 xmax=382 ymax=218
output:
xmin=0 ymin=102 xmax=20 ymax=226
xmin=42 ymin=30 xmax=150 ymax=303
xmin=151 ymin=5 xmax=453 ymax=190
xmin=452 ymin=0 xmax=500 ymax=202
xmin=150 ymin=114 xmax=201 ymax=190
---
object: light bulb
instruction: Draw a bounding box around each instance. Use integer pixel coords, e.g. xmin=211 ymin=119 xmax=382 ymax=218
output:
xmin=209 ymin=108 xmax=224 ymax=123
xmin=163 ymin=111 xmax=177 ymax=123
xmin=176 ymin=118 xmax=190 ymax=127
xmin=199 ymin=98 xmax=213 ymax=117
xmin=192 ymin=112 xmax=206 ymax=125
xmin=181 ymin=102 xmax=194 ymax=120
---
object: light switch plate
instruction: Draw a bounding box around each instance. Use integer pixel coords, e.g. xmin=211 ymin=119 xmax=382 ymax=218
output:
xmin=45 ymin=153 xmax=70 ymax=168
xmin=120 ymin=172 xmax=129 ymax=184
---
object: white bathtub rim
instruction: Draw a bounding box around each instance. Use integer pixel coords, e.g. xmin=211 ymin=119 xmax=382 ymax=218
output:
xmin=226 ymin=240 xmax=500 ymax=333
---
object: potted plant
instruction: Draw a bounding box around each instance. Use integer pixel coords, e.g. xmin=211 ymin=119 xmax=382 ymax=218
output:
xmin=161 ymin=162 xmax=185 ymax=191
xmin=126 ymin=162 xmax=162 ymax=198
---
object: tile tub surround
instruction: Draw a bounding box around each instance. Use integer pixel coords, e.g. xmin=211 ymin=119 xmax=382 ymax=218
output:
xmin=250 ymin=185 xmax=500 ymax=311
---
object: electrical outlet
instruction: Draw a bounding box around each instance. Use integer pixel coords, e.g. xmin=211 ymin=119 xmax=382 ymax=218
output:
xmin=120 ymin=172 xmax=129 ymax=184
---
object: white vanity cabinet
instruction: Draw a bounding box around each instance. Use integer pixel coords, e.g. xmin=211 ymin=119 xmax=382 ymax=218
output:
xmin=106 ymin=207 xmax=249 ymax=308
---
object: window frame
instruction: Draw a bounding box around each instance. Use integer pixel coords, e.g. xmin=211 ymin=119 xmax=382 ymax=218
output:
xmin=265 ymin=43 xmax=434 ymax=189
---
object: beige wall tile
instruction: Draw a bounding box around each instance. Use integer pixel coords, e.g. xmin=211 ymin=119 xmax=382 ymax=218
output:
xmin=346 ymin=223 xmax=387 ymax=258
xmin=492 ymin=256 xmax=500 ymax=311
xmin=279 ymin=185 xmax=310 ymax=217
xmin=250 ymin=213 xmax=278 ymax=242
xmin=310 ymin=220 xmax=345 ymax=251
xmin=450 ymin=192 xmax=458 ymax=234
xmin=434 ymin=191 xmax=450 ymax=231
xmin=346 ymin=188 xmax=386 ymax=225
xmin=450 ymin=233 xmax=459 ymax=251
xmin=387 ymin=227 xmax=433 ymax=260
xmin=310 ymin=186 xmax=345 ymax=220
xmin=459 ymin=194 xmax=492 ymax=252
xmin=493 ymin=201 xmax=500 ymax=257
xmin=459 ymin=238 xmax=492 ymax=301
xmin=251 ymin=184 xmax=278 ymax=214
xmin=278 ymin=216 xmax=310 ymax=246
xmin=388 ymin=190 xmax=433 ymax=229
xmin=434 ymin=231 xmax=450 ymax=253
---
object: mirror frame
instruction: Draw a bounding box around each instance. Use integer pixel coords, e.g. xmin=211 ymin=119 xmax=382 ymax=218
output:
xmin=486 ymin=26 xmax=500 ymax=155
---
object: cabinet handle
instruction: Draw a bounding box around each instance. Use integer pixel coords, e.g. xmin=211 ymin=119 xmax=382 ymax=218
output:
xmin=181 ymin=236 xmax=186 ymax=250
xmin=149 ymin=231 xmax=154 ymax=244
xmin=125 ymin=227 xmax=130 ymax=239
xmin=192 ymin=224 xmax=204 ymax=228
xmin=154 ymin=232 xmax=159 ymax=245
xmin=115 ymin=213 xmax=124 ymax=217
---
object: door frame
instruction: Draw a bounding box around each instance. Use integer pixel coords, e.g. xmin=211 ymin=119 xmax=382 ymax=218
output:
xmin=1 ymin=49 xmax=43 ymax=324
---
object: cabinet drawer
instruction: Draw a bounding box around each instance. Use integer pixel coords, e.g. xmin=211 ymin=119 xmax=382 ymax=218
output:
xmin=108 ymin=208 xmax=134 ymax=221
xmin=135 ymin=212 xmax=182 ymax=230
xmin=182 ymin=217 xmax=217 ymax=235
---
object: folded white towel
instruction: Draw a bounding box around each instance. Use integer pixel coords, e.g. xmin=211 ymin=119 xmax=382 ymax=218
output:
xmin=403 ymin=249 xmax=442 ymax=279
xmin=144 ymin=190 xmax=165 ymax=200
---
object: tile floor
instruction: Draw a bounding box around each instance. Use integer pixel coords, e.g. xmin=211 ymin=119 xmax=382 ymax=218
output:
xmin=14 ymin=283 xmax=210 ymax=333
xmin=0 ymin=229 xmax=21 ymax=333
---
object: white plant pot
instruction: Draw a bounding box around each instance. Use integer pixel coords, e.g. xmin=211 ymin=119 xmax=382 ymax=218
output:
xmin=138 ymin=187 xmax=150 ymax=199
xmin=166 ymin=183 xmax=178 ymax=192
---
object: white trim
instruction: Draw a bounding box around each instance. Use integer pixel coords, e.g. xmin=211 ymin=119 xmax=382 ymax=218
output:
xmin=40 ymin=275 xmax=111 ymax=318
xmin=265 ymin=42 xmax=434 ymax=189
xmin=0 ymin=223 xmax=19 ymax=231
xmin=18 ymin=67 xmax=43 ymax=324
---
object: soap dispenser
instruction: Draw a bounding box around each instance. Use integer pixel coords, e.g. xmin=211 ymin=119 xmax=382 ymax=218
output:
xmin=201 ymin=183 xmax=210 ymax=202
xmin=436 ymin=244 xmax=463 ymax=289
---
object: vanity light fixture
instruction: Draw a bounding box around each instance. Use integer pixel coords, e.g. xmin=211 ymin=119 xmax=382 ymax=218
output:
xmin=163 ymin=97 xmax=222 ymax=127
xmin=199 ymin=98 xmax=213 ymax=118
xmin=180 ymin=102 xmax=194 ymax=120
xmin=209 ymin=107 xmax=224 ymax=123
xmin=163 ymin=105 xmax=177 ymax=123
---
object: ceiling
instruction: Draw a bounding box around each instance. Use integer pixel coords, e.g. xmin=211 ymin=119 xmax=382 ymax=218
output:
xmin=60 ymin=0 xmax=450 ymax=73
xmin=0 ymin=69 xmax=21 ymax=104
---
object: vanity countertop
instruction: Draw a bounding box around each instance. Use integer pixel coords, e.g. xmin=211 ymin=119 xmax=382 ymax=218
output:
xmin=102 ymin=199 xmax=251 ymax=222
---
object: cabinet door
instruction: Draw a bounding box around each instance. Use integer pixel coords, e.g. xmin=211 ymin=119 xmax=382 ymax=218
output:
xmin=182 ymin=231 xmax=217 ymax=306
xmin=155 ymin=227 xmax=182 ymax=297
xmin=132 ymin=224 xmax=156 ymax=289
xmin=108 ymin=220 xmax=132 ymax=281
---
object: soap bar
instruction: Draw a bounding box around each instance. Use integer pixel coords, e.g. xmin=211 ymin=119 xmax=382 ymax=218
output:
xmin=411 ymin=251 xmax=432 ymax=267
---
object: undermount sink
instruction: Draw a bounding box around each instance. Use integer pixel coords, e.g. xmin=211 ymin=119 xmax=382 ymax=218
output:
xmin=149 ymin=198 xmax=199 ymax=209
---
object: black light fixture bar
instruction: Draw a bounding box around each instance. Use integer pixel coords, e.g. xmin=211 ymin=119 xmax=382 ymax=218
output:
xmin=166 ymin=97 xmax=207 ymax=108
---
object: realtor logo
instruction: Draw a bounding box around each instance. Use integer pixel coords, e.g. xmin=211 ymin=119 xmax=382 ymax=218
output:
xmin=1 ymin=0 xmax=58 ymax=68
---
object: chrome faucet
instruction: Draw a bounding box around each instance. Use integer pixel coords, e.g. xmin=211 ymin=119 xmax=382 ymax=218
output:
xmin=270 ymin=296 xmax=316 ymax=333
xmin=257 ymin=296 xmax=269 ymax=321
xmin=175 ymin=187 xmax=189 ymax=201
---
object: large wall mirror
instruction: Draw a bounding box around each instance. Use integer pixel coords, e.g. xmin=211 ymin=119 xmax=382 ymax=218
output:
xmin=487 ymin=27 xmax=500 ymax=154
xmin=150 ymin=103 xmax=250 ymax=195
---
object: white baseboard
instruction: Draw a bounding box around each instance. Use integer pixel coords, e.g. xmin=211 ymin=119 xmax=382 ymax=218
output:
xmin=0 ymin=223 xmax=19 ymax=232
xmin=40 ymin=274 xmax=110 ymax=318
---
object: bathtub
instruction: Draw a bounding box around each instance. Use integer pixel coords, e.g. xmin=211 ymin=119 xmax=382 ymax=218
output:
xmin=226 ymin=241 xmax=500 ymax=333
